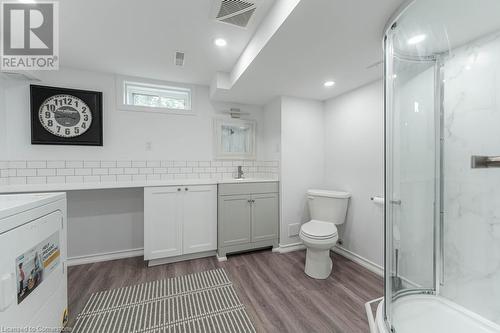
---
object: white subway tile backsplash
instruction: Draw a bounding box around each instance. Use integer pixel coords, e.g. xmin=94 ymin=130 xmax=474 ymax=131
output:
xmin=84 ymin=176 xmax=100 ymax=183
xmin=161 ymin=160 xmax=173 ymax=167
xmin=38 ymin=168 xmax=56 ymax=176
xmin=57 ymin=168 xmax=75 ymax=176
xmin=154 ymin=168 xmax=167 ymax=174
xmin=47 ymin=176 xmax=65 ymax=184
xmin=1 ymin=159 xmax=279 ymax=187
xmin=27 ymin=176 xmax=46 ymax=184
xmin=10 ymin=177 xmax=27 ymax=184
xmin=116 ymin=174 xmax=132 ymax=182
xmin=92 ymin=168 xmax=108 ymax=175
xmin=124 ymin=168 xmax=139 ymax=175
xmin=173 ymin=161 xmax=186 ymax=167
xmin=47 ymin=160 xmax=65 ymax=168
xmin=66 ymin=160 xmax=83 ymax=168
xmin=84 ymin=161 xmax=100 ymax=168
xmin=9 ymin=161 xmax=26 ymax=169
xmin=139 ymin=168 xmax=153 ymax=174
xmin=108 ymin=168 xmax=124 ymax=175
xmin=146 ymin=160 xmax=161 ymax=168
xmin=132 ymin=174 xmax=146 ymax=181
xmin=66 ymin=176 xmax=84 ymax=183
xmin=147 ymin=174 xmax=161 ymax=181
xmin=17 ymin=169 xmax=36 ymax=177
xmin=168 ymin=167 xmax=180 ymax=174
xmin=101 ymin=161 xmax=116 ymax=168
xmin=132 ymin=161 xmax=146 ymax=168
xmin=117 ymin=161 xmax=132 ymax=168
xmin=75 ymin=168 xmax=92 ymax=176
xmin=27 ymin=161 xmax=46 ymax=169
xmin=100 ymin=175 xmax=116 ymax=182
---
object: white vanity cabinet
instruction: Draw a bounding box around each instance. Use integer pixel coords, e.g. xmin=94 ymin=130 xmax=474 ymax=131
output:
xmin=144 ymin=185 xmax=217 ymax=264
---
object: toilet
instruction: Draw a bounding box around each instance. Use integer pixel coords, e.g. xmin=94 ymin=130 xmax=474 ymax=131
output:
xmin=299 ymin=189 xmax=351 ymax=279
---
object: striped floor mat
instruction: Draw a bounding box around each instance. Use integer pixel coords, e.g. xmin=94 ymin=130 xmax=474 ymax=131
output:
xmin=72 ymin=268 xmax=256 ymax=333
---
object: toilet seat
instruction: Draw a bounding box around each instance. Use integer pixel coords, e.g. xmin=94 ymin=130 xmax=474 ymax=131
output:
xmin=300 ymin=220 xmax=338 ymax=240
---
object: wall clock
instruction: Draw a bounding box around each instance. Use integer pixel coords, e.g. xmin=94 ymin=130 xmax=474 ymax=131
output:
xmin=30 ymin=85 xmax=103 ymax=146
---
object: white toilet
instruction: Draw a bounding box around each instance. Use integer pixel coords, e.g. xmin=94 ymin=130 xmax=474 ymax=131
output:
xmin=299 ymin=189 xmax=351 ymax=279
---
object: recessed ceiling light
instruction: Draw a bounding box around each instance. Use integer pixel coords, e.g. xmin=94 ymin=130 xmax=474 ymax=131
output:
xmin=214 ymin=38 xmax=227 ymax=47
xmin=407 ymin=34 xmax=427 ymax=45
xmin=324 ymin=81 xmax=335 ymax=87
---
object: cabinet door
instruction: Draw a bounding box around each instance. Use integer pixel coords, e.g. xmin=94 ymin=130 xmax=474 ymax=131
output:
xmin=144 ymin=187 xmax=182 ymax=260
xmin=219 ymin=195 xmax=251 ymax=247
xmin=251 ymin=193 xmax=279 ymax=242
xmin=183 ymin=185 xmax=217 ymax=254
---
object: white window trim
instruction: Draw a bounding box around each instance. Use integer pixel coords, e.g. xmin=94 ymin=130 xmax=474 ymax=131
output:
xmin=116 ymin=75 xmax=196 ymax=116
xmin=213 ymin=117 xmax=256 ymax=160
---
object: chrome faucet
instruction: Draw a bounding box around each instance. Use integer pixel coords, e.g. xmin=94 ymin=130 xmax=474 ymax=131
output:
xmin=236 ymin=166 xmax=244 ymax=179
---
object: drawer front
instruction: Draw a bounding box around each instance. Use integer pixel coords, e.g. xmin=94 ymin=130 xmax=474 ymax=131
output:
xmin=218 ymin=182 xmax=278 ymax=196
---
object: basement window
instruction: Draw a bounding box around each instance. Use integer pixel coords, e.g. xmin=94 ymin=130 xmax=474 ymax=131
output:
xmin=117 ymin=77 xmax=194 ymax=115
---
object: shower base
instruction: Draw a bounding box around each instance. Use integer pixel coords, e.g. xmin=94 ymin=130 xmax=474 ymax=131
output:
xmin=374 ymin=295 xmax=500 ymax=333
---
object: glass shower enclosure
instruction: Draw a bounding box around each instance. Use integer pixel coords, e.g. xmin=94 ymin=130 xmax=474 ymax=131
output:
xmin=379 ymin=0 xmax=500 ymax=332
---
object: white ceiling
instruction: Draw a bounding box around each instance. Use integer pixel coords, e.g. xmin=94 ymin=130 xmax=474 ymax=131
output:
xmin=58 ymin=0 xmax=274 ymax=85
xmin=213 ymin=0 xmax=405 ymax=104
xmin=58 ymin=0 xmax=404 ymax=105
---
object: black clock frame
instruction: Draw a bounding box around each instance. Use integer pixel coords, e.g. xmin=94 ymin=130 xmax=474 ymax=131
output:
xmin=30 ymin=85 xmax=103 ymax=146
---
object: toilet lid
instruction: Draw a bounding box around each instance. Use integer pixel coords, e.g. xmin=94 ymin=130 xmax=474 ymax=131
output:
xmin=301 ymin=220 xmax=338 ymax=239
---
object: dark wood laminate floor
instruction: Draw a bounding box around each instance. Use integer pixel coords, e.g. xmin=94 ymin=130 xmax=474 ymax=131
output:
xmin=68 ymin=250 xmax=383 ymax=333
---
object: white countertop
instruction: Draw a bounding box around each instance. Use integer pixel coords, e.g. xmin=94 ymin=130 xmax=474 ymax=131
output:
xmin=0 ymin=178 xmax=279 ymax=194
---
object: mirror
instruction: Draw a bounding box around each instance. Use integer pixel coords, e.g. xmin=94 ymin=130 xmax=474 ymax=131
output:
xmin=214 ymin=118 xmax=256 ymax=160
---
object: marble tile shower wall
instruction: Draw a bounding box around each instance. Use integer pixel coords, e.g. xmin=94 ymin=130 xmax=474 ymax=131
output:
xmin=441 ymin=32 xmax=500 ymax=324
xmin=0 ymin=160 xmax=279 ymax=186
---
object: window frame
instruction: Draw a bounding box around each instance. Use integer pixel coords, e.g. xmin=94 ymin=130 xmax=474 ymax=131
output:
xmin=213 ymin=117 xmax=257 ymax=160
xmin=116 ymin=75 xmax=196 ymax=116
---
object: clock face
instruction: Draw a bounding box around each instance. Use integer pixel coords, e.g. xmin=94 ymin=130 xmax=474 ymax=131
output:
xmin=38 ymin=94 xmax=92 ymax=138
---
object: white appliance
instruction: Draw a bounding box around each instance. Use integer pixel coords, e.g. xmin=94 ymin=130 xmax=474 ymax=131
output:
xmin=0 ymin=193 xmax=67 ymax=331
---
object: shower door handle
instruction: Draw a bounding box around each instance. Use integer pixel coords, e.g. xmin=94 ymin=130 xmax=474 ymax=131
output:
xmin=471 ymin=155 xmax=500 ymax=168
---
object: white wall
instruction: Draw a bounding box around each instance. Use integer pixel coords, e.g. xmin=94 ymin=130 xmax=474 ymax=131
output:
xmin=280 ymin=96 xmax=325 ymax=246
xmin=324 ymin=81 xmax=384 ymax=267
xmin=1 ymin=67 xmax=272 ymax=261
xmin=2 ymin=67 xmax=267 ymax=161
xmin=262 ymin=97 xmax=281 ymax=161
xmin=67 ymin=188 xmax=144 ymax=259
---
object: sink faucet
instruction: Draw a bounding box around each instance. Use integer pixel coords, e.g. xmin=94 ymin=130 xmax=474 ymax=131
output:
xmin=236 ymin=166 xmax=244 ymax=179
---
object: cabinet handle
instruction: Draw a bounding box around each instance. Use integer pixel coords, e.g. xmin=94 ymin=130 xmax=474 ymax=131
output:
xmin=177 ymin=188 xmax=181 ymax=191
xmin=185 ymin=188 xmax=188 ymax=191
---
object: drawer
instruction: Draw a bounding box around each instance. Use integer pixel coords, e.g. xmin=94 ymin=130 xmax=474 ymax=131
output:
xmin=218 ymin=182 xmax=278 ymax=196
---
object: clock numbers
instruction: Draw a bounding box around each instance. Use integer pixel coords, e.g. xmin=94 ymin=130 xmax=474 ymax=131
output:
xmin=38 ymin=94 xmax=93 ymax=138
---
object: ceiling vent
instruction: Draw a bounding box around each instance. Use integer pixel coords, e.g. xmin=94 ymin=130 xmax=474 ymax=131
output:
xmin=174 ymin=51 xmax=185 ymax=66
xmin=214 ymin=0 xmax=257 ymax=28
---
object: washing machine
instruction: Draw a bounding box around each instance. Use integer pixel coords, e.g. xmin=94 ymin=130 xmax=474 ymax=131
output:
xmin=0 ymin=192 xmax=67 ymax=331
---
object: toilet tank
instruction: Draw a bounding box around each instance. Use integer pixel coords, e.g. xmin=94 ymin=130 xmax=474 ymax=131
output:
xmin=307 ymin=189 xmax=351 ymax=224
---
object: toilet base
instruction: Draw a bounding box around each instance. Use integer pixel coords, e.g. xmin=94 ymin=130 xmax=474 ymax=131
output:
xmin=304 ymin=248 xmax=333 ymax=279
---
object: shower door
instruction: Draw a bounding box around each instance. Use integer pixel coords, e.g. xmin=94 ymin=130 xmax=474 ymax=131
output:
xmin=384 ymin=30 xmax=440 ymax=329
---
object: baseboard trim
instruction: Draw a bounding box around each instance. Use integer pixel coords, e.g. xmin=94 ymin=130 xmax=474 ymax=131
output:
xmin=276 ymin=242 xmax=306 ymax=253
xmin=332 ymin=246 xmax=383 ymax=277
xmin=148 ymin=251 xmax=216 ymax=267
xmin=67 ymin=248 xmax=144 ymax=266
